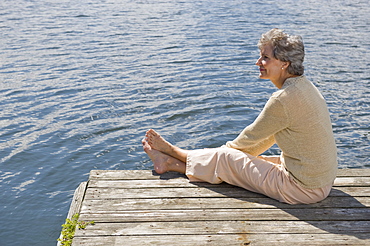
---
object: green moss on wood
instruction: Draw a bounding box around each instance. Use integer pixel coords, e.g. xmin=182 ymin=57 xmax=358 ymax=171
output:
xmin=57 ymin=213 xmax=95 ymax=246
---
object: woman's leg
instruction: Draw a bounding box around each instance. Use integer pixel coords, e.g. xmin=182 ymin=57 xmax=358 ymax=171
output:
xmin=143 ymin=129 xmax=330 ymax=204
xmin=186 ymin=147 xmax=331 ymax=204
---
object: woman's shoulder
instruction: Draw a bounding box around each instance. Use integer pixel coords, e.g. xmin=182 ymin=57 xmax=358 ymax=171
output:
xmin=272 ymin=76 xmax=326 ymax=112
xmin=270 ymin=76 xmax=315 ymax=107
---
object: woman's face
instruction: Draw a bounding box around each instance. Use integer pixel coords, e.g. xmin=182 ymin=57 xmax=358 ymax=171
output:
xmin=256 ymin=44 xmax=287 ymax=86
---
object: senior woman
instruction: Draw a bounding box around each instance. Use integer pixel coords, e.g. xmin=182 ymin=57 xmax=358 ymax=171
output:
xmin=142 ymin=28 xmax=338 ymax=204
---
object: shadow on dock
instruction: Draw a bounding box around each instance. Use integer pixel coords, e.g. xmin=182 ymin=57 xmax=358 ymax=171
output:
xmin=207 ymin=185 xmax=370 ymax=240
xmin=155 ymin=171 xmax=370 ymax=240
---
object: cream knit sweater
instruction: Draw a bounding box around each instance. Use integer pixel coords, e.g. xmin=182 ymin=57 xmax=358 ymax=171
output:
xmin=226 ymin=76 xmax=338 ymax=189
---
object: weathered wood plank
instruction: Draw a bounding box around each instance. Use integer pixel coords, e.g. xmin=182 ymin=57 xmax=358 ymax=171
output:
xmin=88 ymin=179 xmax=213 ymax=188
xmin=67 ymin=182 xmax=88 ymax=219
xmin=88 ymin=169 xmax=370 ymax=180
xmin=88 ymin=170 xmax=185 ymax=180
xmin=83 ymin=186 xmax=370 ymax=200
xmin=337 ymin=168 xmax=370 ymax=177
xmin=330 ymin=186 xmax=370 ymax=196
xmin=333 ymin=177 xmax=370 ymax=186
xmin=80 ymin=196 xmax=370 ymax=212
xmin=78 ymin=208 xmax=370 ymax=223
xmin=72 ymin=234 xmax=370 ymax=246
xmin=75 ymin=220 xmax=370 ymax=236
xmin=87 ymin=176 xmax=370 ymax=189
xmin=84 ymin=186 xmax=264 ymax=199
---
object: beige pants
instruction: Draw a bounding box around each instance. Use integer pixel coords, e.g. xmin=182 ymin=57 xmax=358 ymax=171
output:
xmin=186 ymin=147 xmax=332 ymax=204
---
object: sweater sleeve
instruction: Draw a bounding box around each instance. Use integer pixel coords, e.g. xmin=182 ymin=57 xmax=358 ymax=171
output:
xmin=225 ymin=95 xmax=289 ymax=156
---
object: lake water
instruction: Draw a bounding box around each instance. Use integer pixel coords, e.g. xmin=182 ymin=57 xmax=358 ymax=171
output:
xmin=1 ymin=0 xmax=369 ymax=245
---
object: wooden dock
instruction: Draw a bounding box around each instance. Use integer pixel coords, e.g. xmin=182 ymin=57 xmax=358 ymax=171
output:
xmin=65 ymin=169 xmax=370 ymax=245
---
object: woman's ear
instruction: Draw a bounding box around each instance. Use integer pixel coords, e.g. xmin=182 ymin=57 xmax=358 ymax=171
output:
xmin=281 ymin=61 xmax=290 ymax=70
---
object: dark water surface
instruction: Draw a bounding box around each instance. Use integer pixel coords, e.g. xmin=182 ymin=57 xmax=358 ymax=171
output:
xmin=1 ymin=0 xmax=369 ymax=245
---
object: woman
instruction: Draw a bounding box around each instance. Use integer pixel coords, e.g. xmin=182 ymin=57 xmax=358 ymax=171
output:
xmin=142 ymin=28 xmax=338 ymax=204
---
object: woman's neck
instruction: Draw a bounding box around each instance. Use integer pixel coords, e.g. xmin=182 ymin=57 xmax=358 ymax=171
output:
xmin=272 ymin=74 xmax=299 ymax=89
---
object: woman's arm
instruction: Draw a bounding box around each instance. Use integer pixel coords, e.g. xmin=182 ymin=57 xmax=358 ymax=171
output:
xmin=225 ymin=96 xmax=288 ymax=156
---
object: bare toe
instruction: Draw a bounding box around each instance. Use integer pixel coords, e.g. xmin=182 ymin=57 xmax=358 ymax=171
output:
xmin=145 ymin=129 xmax=172 ymax=154
xmin=146 ymin=129 xmax=159 ymax=143
xmin=142 ymin=138 xmax=151 ymax=152
xmin=142 ymin=138 xmax=169 ymax=174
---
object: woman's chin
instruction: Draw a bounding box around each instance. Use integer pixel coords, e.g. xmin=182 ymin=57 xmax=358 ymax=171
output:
xmin=259 ymin=74 xmax=268 ymax=80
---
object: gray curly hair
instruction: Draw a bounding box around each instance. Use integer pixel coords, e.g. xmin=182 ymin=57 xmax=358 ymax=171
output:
xmin=258 ymin=28 xmax=305 ymax=76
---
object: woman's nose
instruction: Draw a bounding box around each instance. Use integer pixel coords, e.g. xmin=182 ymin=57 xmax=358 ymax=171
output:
xmin=255 ymin=57 xmax=262 ymax=66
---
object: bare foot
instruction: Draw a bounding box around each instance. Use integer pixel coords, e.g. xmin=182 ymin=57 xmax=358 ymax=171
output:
xmin=145 ymin=129 xmax=174 ymax=155
xmin=142 ymin=137 xmax=186 ymax=174
xmin=142 ymin=138 xmax=169 ymax=174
